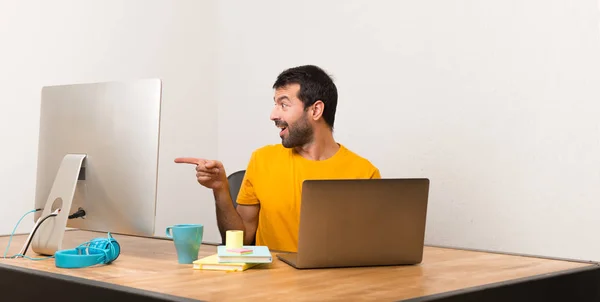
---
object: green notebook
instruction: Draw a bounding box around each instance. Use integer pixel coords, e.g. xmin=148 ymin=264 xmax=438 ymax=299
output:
xmin=217 ymin=245 xmax=273 ymax=263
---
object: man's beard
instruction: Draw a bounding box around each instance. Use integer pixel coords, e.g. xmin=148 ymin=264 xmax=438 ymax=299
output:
xmin=278 ymin=115 xmax=314 ymax=148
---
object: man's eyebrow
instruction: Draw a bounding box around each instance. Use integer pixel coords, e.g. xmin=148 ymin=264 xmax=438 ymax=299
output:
xmin=275 ymin=95 xmax=290 ymax=102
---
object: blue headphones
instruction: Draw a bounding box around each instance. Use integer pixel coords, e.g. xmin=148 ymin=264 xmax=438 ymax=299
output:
xmin=54 ymin=233 xmax=120 ymax=269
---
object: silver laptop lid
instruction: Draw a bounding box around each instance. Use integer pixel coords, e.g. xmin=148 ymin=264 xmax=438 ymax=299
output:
xmin=296 ymin=178 xmax=430 ymax=268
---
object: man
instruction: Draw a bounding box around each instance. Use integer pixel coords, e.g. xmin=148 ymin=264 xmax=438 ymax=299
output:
xmin=175 ymin=65 xmax=380 ymax=252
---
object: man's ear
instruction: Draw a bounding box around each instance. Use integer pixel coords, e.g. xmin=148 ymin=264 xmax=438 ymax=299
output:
xmin=311 ymin=100 xmax=324 ymax=121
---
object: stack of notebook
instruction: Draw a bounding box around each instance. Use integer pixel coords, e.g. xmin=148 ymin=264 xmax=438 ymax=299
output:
xmin=192 ymin=245 xmax=272 ymax=272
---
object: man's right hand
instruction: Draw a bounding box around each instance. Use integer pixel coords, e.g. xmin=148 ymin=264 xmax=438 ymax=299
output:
xmin=174 ymin=157 xmax=228 ymax=190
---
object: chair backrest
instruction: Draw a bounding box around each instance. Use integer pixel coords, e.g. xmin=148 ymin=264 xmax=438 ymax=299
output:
xmin=227 ymin=170 xmax=246 ymax=208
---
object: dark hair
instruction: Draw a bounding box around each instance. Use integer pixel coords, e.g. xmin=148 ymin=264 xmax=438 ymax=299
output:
xmin=273 ymin=65 xmax=338 ymax=129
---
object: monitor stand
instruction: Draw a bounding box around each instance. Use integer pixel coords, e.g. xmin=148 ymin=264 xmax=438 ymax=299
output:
xmin=30 ymin=154 xmax=86 ymax=256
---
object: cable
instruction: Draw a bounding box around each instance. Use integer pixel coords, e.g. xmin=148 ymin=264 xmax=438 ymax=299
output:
xmin=9 ymin=253 xmax=54 ymax=260
xmin=3 ymin=209 xmax=41 ymax=258
xmin=68 ymin=207 xmax=86 ymax=219
xmin=18 ymin=209 xmax=60 ymax=257
xmin=4 ymin=208 xmax=83 ymax=260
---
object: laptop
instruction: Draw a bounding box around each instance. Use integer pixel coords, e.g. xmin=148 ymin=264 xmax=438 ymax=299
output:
xmin=277 ymin=178 xmax=430 ymax=269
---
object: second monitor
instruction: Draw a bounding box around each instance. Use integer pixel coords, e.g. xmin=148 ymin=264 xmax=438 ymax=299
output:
xmin=31 ymin=79 xmax=162 ymax=255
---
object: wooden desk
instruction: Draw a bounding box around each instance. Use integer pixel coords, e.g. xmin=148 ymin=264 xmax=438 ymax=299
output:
xmin=0 ymin=230 xmax=597 ymax=301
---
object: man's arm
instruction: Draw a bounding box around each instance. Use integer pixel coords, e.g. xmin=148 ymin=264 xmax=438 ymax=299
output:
xmin=173 ymin=156 xmax=260 ymax=245
xmin=213 ymin=184 xmax=259 ymax=245
xmin=236 ymin=204 xmax=259 ymax=244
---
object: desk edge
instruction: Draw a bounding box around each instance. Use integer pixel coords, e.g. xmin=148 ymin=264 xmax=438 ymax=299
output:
xmin=0 ymin=262 xmax=205 ymax=302
xmin=400 ymin=263 xmax=600 ymax=302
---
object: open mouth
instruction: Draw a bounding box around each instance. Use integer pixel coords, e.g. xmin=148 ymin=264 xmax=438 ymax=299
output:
xmin=275 ymin=122 xmax=288 ymax=136
xmin=279 ymin=127 xmax=287 ymax=136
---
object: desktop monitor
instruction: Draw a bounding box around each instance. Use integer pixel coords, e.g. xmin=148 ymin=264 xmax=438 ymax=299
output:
xmin=31 ymin=79 xmax=162 ymax=255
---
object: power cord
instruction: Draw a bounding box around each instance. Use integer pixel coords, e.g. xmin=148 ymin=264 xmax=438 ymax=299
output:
xmin=17 ymin=208 xmax=61 ymax=257
xmin=3 ymin=209 xmax=40 ymax=259
xmin=68 ymin=207 xmax=86 ymax=219
xmin=3 ymin=208 xmax=59 ymax=260
xmin=4 ymin=207 xmax=87 ymax=260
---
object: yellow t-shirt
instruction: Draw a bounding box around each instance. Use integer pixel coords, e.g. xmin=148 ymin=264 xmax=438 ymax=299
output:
xmin=235 ymin=143 xmax=381 ymax=252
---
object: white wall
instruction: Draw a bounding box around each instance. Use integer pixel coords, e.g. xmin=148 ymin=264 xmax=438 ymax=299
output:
xmin=3 ymin=0 xmax=600 ymax=262
xmin=0 ymin=0 xmax=222 ymax=244
xmin=216 ymin=0 xmax=600 ymax=262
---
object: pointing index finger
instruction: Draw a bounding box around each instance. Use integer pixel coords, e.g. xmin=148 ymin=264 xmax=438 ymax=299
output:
xmin=174 ymin=157 xmax=205 ymax=165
